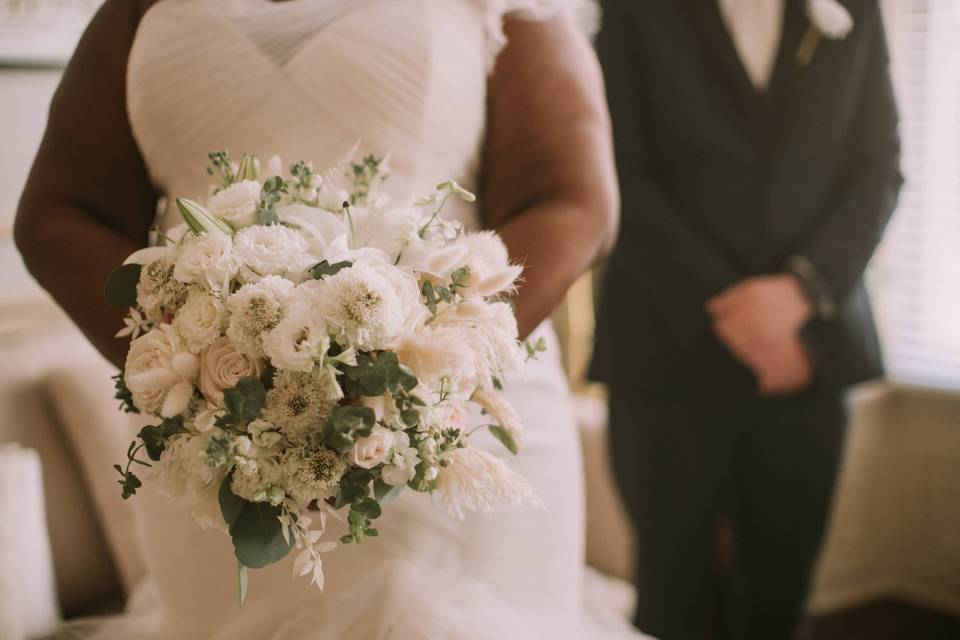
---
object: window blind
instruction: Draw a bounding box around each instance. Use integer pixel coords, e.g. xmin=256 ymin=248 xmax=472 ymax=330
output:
xmin=869 ymin=0 xmax=960 ymax=390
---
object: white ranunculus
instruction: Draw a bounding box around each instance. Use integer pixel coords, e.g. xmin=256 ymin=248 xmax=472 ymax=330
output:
xmin=262 ymin=302 xmax=330 ymax=372
xmin=316 ymin=259 xmax=428 ymax=351
xmin=225 ymin=275 xmax=296 ymax=357
xmin=174 ymin=232 xmax=238 ymax=290
xmin=198 ymin=336 xmax=265 ymax=406
xmin=173 ymin=288 xmax=225 ymax=353
xmin=124 ymin=324 xmax=198 ymax=417
xmin=807 ymin=0 xmax=853 ymax=39
xmin=277 ymin=204 xmax=347 ymax=257
xmin=349 ymin=425 xmax=396 ymax=469
xmin=395 ymin=324 xmax=476 ymax=390
xmin=381 ymin=431 xmax=420 ymax=487
xmin=233 ymin=224 xmax=316 ymax=283
xmin=207 ymin=180 xmax=261 ymax=229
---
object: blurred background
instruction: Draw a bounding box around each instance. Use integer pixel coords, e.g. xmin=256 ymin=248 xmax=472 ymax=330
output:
xmin=0 ymin=1 xmax=958 ymax=638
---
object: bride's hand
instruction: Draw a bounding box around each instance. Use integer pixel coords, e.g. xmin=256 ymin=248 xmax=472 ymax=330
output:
xmin=482 ymin=13 xmax=619 ymax=339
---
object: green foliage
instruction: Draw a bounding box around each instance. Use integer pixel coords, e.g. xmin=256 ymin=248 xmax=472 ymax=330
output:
xmin=341 ymin=498 xmax=382 ymax=545
xmin=112 ymin=370 xmax=139 ymax=414
xmin=105 ymin=263 xmax=141 ymax=309
xmin=219 ymin=475 xmax=294 ymax=569
xmin=348 ymin=155 xmax=384 ymax=205
xmin=342 ymin=351 xmax=418 ymax=399
xmin=373 ymin=478 xmax=403 ymax=505
xmin=321 ymin=405 xmax=375 ymax=453
xmin=310 ymin=260 xmax=352 ymax=279
xmin=114 ymin=416 xmax=186 ymax=499
xmin=524 ymin=336 xmax=547 ymax=362
xmin=207 ymin=150 xmax=236 ymax=189
xmin=216 ymin=376 xmax=266 ymax=428
xmin=421 ymin=266 xmax=470 ymax=316
xmin=256 ymin=175 xmax=287 ymax=225
xmin=488 ymin=425 xmax=518 ymax=455
xmin=114 ymin=440 xmax=150 ymax=500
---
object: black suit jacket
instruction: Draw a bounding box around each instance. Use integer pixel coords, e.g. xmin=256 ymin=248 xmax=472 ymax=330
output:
xmin=590 ymin=0 xmax=903 ymax=395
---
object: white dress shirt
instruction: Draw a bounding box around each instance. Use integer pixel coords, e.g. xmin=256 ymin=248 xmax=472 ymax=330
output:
xmin=717 ymin=0 xmax=786 ymax=91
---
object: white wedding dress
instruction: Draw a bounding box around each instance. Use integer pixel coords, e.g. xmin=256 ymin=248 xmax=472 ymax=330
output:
xmin=61 ymin=1 xmax=650 ymax=638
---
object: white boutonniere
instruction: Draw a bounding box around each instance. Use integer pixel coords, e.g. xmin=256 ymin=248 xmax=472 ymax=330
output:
xmin=796 ymin=0 xmax=854 ymax=66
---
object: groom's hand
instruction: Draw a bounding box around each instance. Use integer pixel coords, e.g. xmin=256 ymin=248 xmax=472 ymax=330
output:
xmin=707 ymin=275 xmax=814 ymax=394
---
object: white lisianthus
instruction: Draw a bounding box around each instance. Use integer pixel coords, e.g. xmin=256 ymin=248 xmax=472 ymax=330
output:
xmin=316 ymin=260 xmax=427 ymax=351
xmin=174 ymin=232 xmax=238 ymax=290
xmin=395 ymin=325 xmax=476 ymax=391
xmin=349 ymin=425 xmax=396 ymax=469
xmin=262 ymin=301 xmax=331 ymax=373
xmin=225 ymin=275 xmax=295 ymax=356
xmin=381 ymin=431 xmax=420 ymax=487
xmin=173 ymin=288 xmax=225 ymax=353
xmin=807 ymin=0 xmax=853 ymax=39
xmin=124 ymin=324 xmax=199 ymax=417
xmin=233 ymin=224 xmax=315 ymax=283
xmin=198 ymin=336 xmax=265 ymax=406
xmin=207 ymin=179 xmax=261 ymax=229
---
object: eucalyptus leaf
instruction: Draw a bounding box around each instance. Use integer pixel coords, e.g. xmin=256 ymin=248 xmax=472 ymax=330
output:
xmin=310 ymin=260 xmax=353 ymax=279
xmin=373 ymin=478 xmax=403 ymax=504
xmin=322 ymin=405 xmax=375 ymax=453
xmin=105 ymin=263 xmax=141 ymax=309
xmin=229 ymin=500 xmax=294 ymax=569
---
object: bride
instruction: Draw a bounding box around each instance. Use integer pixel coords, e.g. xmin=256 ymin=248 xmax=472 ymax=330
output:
xmin=16 ymin=0 xmax=646 ymax=638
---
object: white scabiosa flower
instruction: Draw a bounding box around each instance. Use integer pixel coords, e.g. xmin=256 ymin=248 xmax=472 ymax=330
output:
xmin=174 ymin=232 xmax=238 ymax=290
xmin=263 ymin=370 xmax=336 ymax=439
xmin=225 ymin=275 xmax=295 ymax=357
xmin=198 ymin=337 xmax=265 ymax=406
xmin=173 ymin=288 xmax=225 ymax=354
xmin=233 ymin=224 xmax=315 ymax=283
xmin=316 ymin=260 xmax=427 ymax=351
xmin=807 ymin=0 xmax=853 ymax=39
xmin=436 ymin=447 xmax=542 ymax=520
xmin=281 ymin=441 xmax=349 ymax=506
xmin=124 ymin=324 xmax=199 ymax=417
xmin=262 ymin=302 xmax=331 ymax=373
xmin=207 ymin=179 xmax=261 ymax=229
xmin=137 ymin=257 xmax=188 ymax=322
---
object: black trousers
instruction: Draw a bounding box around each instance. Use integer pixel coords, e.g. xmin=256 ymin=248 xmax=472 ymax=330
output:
xmin=608 ymin=384 xmax=847 ymax=640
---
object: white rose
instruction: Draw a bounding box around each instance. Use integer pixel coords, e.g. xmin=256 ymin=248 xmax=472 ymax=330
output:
xmin=173 ymin=288 xmax=225 ymax=353
xmin=198 ymin=336 xmax=265 ymax=406
xmin=207 ymin=180 xmax=261 ymax=229
xmin=233 ymin=224 xmax=315 ymax=283
xmin=124 ymin=324 xmax=198 ymax=417
xmin=808 ymin=0 xmax=853 ymax=39
xmin=174 ymin=232 xmax=238 ymax=290
xmin=349 ymin=425 xmax=396 ymax=469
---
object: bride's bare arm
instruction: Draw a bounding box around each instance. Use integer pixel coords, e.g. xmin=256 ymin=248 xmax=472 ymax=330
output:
xmin=483 ymin=15 xmax=618 ymax=339
xmin=14 ymin=0 xmax=158 ymax=369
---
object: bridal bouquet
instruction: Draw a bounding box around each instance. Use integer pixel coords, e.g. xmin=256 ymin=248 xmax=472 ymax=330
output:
xmin=106 ymin=151 xmax=542 ymax=598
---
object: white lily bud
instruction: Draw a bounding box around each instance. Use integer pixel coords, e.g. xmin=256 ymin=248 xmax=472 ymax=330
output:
xmin=177 ymin=197 xmax=233 ymax=237
xmin=235 ymin=154 xmax=261 ymax=182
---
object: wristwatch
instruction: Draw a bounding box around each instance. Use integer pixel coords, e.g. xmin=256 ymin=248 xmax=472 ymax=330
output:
xmin=784 ymin=255 xmax=837 ymax=320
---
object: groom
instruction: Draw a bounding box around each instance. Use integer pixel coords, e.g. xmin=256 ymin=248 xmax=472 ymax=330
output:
xmin=591 ymin=1 xmax=902 ymax=639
